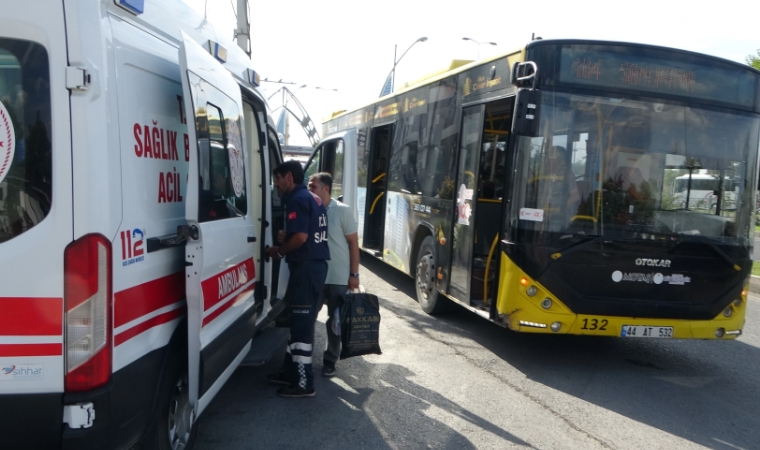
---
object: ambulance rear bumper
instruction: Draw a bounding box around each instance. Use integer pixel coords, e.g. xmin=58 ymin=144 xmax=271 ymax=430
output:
xmin=61 ymin=384 xmax=112 ymax=449
xmin=1 ymin=392 xmax=63 ymax=449
xmin=0 ymin=386 xmax=113 ymax=450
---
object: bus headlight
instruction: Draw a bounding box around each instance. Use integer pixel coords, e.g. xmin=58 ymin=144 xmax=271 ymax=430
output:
xmin=723 ymin=307 xmax=733 ymax=317
xmin=526 ymin=286 xmax=537 ymax=297
xmin=733 ymin=298 xmax=743 ymax=307
xmin=550 ymin=322 xmax=562 ymax=332
xmin=715 ymin=328 xmax=725 ymax=338
xmin=541 ymin=298 xmax=552 ymax=309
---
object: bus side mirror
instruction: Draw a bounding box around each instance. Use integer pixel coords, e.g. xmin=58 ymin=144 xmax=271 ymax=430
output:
xmin=512 ymin=88 xmax=541 ymax=137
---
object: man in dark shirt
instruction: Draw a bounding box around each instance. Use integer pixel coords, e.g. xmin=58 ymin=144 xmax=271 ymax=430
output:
xmin=266 ymin=160 xmax=329 ymax=398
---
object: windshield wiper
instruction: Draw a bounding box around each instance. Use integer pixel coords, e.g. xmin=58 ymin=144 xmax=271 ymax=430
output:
xmin=549 ymin=234 xmax=607 ymax=261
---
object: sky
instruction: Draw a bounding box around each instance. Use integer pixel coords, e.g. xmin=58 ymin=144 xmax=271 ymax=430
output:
xmin=185 ymin=0 xmax=760 ymax=146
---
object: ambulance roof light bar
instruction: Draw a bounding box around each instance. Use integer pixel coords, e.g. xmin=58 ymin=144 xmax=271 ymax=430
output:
xmin=115 ymin=0 xmax=144 ymax=15
xmin=246 ymin=69 xmax=260 ymax=87
xmin=207 ymin=40 xmax=228 ymax=64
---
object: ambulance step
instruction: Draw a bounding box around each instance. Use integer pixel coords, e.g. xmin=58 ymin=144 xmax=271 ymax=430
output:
xmin=239 ymin=327 xmax=289 ymax=367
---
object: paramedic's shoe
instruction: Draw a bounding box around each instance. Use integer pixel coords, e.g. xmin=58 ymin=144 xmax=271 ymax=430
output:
xmin=266 ymin=372 xmax=291 ymax=386
xmin=277 ymin=385 xmax=316 ymax=398
xmin=321 ymin=364 xmax=336 ymax=378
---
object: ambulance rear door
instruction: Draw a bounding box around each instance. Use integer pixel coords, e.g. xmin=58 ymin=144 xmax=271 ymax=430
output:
xmin=0 ymin=1 xmax=72 ymax=447
xmin=178 ymin=32 xmax=258 ymax=416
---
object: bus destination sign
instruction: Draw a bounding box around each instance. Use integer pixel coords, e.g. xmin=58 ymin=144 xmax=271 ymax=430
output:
xmin=558 ymin=45 xmax=756 ymax=109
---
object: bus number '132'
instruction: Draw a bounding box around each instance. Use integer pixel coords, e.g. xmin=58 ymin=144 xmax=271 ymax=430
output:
xmin=581 ymin=318 xmax=608 ymax=331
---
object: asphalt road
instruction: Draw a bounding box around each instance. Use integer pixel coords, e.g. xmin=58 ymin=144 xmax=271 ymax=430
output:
xmin=195 ymin=254 xmax=760 ymax=449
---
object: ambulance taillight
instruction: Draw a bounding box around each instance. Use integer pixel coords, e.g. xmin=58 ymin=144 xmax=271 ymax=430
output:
xmin=64 ymin=234 xmax=112 ymax=392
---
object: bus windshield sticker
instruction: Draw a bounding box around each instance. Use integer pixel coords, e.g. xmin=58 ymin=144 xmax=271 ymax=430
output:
xmin=0 ymin=100 xmax=16 ymax=186
xmin=519 ymin=208 xmax=544 ymax=222
xmin=457 ymin=184 xmax=472 ymax=225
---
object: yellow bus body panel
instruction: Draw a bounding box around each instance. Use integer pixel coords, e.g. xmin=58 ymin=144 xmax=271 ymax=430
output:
xmin=496 ymin=253 xmax=746 ymax=339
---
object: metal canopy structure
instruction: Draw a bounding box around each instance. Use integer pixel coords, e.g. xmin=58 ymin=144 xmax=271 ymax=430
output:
xmin=267 ymin=86 xmax=321 ymax=147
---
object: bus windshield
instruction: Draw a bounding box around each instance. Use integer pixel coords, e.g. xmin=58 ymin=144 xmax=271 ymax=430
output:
xmin=512 ymin=91 xmax=760 ymax=246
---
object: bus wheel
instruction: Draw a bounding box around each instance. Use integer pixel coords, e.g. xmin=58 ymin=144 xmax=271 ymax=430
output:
xmin=416 ymin=236 xmax=447 ymax=314
xmin=156 ymin=360 xmax=197 ymax=450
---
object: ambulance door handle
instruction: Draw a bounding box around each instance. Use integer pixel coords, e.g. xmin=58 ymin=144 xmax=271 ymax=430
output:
xmin=247 ymin=236 xmax=256 ymax=243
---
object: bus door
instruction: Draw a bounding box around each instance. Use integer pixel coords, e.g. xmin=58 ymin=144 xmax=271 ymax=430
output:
xmin=449 ymin=99 xmax=513 ymax=308
xmin=179 ymin=32 xmax=258 ymax=418
xmin=304 ymin=132 xmax=355 ymax=208
xmin=363 ymin=124 xmax=393 ymax=254
xmin=449 ymin=106 xmax=485 ymax=303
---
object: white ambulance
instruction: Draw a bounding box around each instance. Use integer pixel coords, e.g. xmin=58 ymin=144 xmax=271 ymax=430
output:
xmin=0 ymin=0 xmax=289 ymax=448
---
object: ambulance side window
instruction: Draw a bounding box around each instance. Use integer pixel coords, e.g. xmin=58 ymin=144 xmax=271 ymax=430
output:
xmin=0 ymin=40 xmax=52 ymax=244
xmin=198 ymin=102 xmax=247 ymax=222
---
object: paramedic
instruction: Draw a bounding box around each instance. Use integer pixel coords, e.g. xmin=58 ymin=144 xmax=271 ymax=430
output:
xmin=266 ymin=160 xmax=329 ymax=398
xmin=308 ymin=172 xmax=360 ymax=378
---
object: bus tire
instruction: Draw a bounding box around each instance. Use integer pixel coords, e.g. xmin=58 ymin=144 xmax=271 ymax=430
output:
xmin=415 ymin=236 xmax=448 ymax=314
xmin=154 ymin=353 xmax=197 ymax=450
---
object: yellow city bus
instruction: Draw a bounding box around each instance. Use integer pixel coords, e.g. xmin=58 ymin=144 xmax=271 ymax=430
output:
xmin=305 ymin=39 xmax=760 ymax=339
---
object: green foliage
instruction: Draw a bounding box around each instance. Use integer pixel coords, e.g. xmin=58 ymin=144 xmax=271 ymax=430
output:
xmin=748 ymin=49 xmax=760 ymax=70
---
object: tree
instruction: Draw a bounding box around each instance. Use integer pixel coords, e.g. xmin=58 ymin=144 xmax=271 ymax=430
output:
xmin=748 ymin=49 xmax=760 ymax=70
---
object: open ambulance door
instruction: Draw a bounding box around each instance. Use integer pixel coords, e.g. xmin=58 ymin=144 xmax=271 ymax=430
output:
xmin=179 ymin=32 xmax=258 ymax=419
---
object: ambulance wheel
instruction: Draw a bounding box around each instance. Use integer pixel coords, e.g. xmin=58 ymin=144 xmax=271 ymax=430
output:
xmin=156 ymin=358 xmax=197 ymax=450
xmin=415 ymin=236 xmax=448 ymax=315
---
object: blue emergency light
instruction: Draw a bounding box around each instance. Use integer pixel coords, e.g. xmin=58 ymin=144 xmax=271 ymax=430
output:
xmin=246 ymin=69 xmax=260 ymax=87
xmin=116 ymin=0 xmax=144 ymax=15
xmin=207 ymin=41 xmax=227 ymax=64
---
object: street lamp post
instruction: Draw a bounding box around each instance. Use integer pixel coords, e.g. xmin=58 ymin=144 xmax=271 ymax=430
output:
xmin=462 ymin=37 xmax=497 ymax=60
xmin=379 ymin=37 xmax=428 ymax=97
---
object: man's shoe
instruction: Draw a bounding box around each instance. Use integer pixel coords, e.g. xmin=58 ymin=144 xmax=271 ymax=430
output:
xmin=266 ymin=372 xmax=291 ymax=386
xmin=277 ymin=385 xmax=315 ymax=398
xmin=321 ymin=364 xmax=336 ymax=377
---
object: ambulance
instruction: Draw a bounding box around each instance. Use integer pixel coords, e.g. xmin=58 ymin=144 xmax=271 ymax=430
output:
xmin=0 ymin=0 xmax=289 ymax=448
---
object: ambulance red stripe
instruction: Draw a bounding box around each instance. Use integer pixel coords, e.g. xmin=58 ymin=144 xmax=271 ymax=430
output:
xmin=0 ymin=343 xmax=62 ymax=357
xmin=200 ymin=259 xmax=255 ymax=312
xmin=114 ymin=306 xmax=185 ymax=346
xmin=202 ymin=285 xmax=254 ymax=327
xmin=0 ymin=297 xmax=62 ymax=336
xmin=114 ymin=272 xmax=185 ymax=328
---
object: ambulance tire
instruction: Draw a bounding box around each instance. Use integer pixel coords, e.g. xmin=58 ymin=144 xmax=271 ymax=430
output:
xmin=154 ymin=351 xmax=197 ymax=450
xmin=415 ymin=236 xmax=450 ymax=315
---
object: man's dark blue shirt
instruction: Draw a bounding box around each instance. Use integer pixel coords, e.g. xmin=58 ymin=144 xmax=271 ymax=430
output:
xmin=283 ymin=183 xmax=330 ymax=263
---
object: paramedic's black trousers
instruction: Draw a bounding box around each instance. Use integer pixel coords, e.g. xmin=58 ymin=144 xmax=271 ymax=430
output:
xmin=282 ymin=260 xmax=328 ymax=389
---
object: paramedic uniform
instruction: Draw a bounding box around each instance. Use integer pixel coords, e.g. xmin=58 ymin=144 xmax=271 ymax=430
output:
xmin=281 ymin=183 xmax=329 ymax=390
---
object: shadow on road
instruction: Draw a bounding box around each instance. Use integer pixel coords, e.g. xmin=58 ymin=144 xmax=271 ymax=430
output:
xmin=197 ymin=334 xmax=532 ymax=449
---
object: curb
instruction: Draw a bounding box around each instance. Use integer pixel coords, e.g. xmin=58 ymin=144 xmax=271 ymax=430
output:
xmin=751 ymin=275 xmax=760 ymax=295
